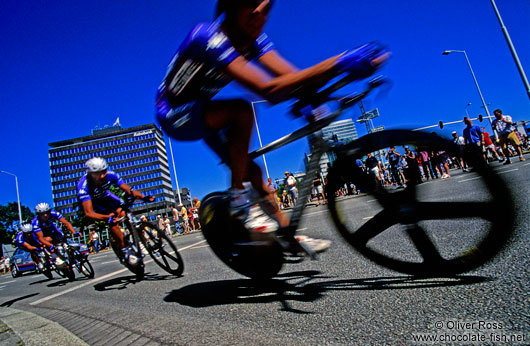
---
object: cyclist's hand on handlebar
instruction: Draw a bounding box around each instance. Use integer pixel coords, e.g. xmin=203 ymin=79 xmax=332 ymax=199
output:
xmin=335 ymin=42 xmax=390 ymax=79
xmin=142 ymin=195 xmax=155 ymax=203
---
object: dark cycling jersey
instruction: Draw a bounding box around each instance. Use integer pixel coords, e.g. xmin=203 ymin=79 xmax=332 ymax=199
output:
xmin=77 ymin=170 xmax=125 ymax=214
xmin=77 ymin=170 xmax=124 ymax=203
xmin=31 ymin=209 xmax=64 ymax=232
xmin=14 ymin=231 xmax=40 ymax=249
xmin=155 ymin=17 xmax=275 ymax=142
xmin=158 ymin=17 xmax=274 ymax=107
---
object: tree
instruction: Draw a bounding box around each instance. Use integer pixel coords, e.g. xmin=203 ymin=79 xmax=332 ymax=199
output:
xmin=0 ymin=202 xmax=35 ymax=244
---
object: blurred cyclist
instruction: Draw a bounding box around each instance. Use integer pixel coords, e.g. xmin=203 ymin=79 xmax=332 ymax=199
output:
xmin=32 ymin=202 xmax=79 ymax=250
xmin=77 ymin=157 xmax=154 ymax=266
xmin=155 ymin=0 xmax=388 ymax=250
xmin=14 ymin=224 xmax=44 ymax=272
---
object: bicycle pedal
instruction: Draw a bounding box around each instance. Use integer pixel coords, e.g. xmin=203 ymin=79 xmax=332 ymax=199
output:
xmin=276 ymin=236 xmax=318 ymax=260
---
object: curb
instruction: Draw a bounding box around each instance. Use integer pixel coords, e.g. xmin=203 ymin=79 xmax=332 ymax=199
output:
xmin=0 ymin=307 xmax=87 ymax=346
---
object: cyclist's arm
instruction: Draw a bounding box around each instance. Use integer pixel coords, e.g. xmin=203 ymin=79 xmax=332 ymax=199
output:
xmin=35 ymin=231 xmax=53 ymax=249
xmin=22 ymin=242 xmax=38 ymax=251
xmin=225 ymin=53 xmax=339 ymax=104
xmin=58 ymin=217 xmax=76 ymax=235
xmin=118 ymin=183 xmax=154 ymax=202
xmin=81 ymin=200 xmax=113 ymax=222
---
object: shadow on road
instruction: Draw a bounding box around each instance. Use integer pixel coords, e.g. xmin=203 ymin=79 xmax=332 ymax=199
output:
xmin=94 ymin=272 xmax=178 ymax=291
xmin=1 ymin=293 xmax=40 ymax=307
xmin=164 ymin=271 xmax=491 ymax=313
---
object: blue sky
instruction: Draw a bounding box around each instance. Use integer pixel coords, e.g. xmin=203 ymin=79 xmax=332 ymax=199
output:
xmin=1 ymin=0 xmax=529 ymax=210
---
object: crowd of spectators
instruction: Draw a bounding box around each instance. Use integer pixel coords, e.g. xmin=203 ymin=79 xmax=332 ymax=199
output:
xmin=273 ymin=116 xmax=527 ymax=203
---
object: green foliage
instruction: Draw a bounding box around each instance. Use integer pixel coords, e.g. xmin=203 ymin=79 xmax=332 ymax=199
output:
xmin=0 ymin=202 xmax=34 ymax=244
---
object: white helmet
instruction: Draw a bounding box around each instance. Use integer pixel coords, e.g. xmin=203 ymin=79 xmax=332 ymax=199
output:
xmin=35 ymin=202 xmax=51 ymax=214
xmin=85 ymin=157 xmax=108 ymax=173
xmin=21 ymin=224 xmax=33 ymax=233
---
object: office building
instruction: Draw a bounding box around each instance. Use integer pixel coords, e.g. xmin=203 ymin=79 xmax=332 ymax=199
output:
xmin=48 ymin=123 xmax=176 ymax=220
xmin=306 ymin=118 xmax=359 ymax=178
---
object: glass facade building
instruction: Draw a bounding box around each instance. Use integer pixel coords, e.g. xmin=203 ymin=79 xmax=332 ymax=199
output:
xmin=306 ymin=118 xmax=359 ymax=178
xmin=48 ymin=124 xmax=176 ymax=219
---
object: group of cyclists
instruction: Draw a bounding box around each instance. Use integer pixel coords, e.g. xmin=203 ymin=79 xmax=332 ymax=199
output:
xmin=15 ymin=0 xmax=390 ymax=274
xmin=14 ymin=157 xmax=153 ymax=275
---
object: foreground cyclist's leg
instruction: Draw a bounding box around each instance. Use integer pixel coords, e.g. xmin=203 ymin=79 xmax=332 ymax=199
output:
xmin=203 ymin=100 xmax=287 ymax=231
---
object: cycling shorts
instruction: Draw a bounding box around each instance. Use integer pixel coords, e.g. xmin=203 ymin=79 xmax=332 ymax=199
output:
xmin=156 ymin=95 xmax=229 ymax=163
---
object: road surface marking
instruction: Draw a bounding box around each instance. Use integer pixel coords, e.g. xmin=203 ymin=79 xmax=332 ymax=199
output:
xmin=29 ymin=239 xmax=206 ymax=306
xmin=362 ymin=216 xmax=374 ymax=220
xmin=498 ymin=168 xmax=519 ymax=174
xmin=458 ymin=177 xmax=482 ymax=183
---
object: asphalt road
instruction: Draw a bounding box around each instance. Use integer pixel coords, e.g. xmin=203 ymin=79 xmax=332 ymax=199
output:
xmin=1 ymin=161 xmax=529 ymax=345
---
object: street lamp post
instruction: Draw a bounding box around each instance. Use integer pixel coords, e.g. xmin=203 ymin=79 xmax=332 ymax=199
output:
xmin=465 ymin=102 xmax=472 ymax=117
xmin=0 ymin=170 xmax=23 ymax=227
xmin=490 ymin=0 xmax=530 ymax=101
xmin=251 ymin=100 xmax=270 ymax=179
xmin=165 ymin=134 xmax=182 ymax=205
xmin=442 ymin=50 xmax=497 ymax=139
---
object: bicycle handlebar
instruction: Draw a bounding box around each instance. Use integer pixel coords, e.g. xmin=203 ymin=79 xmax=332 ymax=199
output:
xmin=290 ymin=75 xmax=388 ymax=120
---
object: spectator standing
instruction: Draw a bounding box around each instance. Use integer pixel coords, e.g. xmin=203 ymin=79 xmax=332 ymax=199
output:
xmin=191 ymin=198 xmax=201 ymax=230
xmin=404 ymin=147 xmax=422 ymax=184
xmin=432 ymin=151 xmax=451 ymax=179
xmin=170 ymin=205 xmax=182 ymax=234
xmin=462 ymin=118 xmax=484 ymax=163
xmin=157 ymin=215 xmax=165 ymax=232
xmin=481 ymin=127 xmax=503 ymax=163
xmin=312 ymin=177 xmax=326 ymax=206
xmin=179 ymin=204 xmax=190 ymax=234
xmin=163 ymin=216 xmax=172 ymax=236
xmin=365 ymin=152 xmax=382 ymax=183
xmin=452 ymin=131 xmax=468 ymax=171
xmin=281 ymin=190 xmax=290 ymax=209
xmin=492 ymin=109 xmax=526 ymax=164
xmin=188 ymin=207 xmax=196 ymax=232
xmin=386 ymin=146 xmax=405 ymax=188
xmin=90 ymin=230 xmax=100 ymax=253
xmin=284 ymin=172 xmax=298 ymax=206
xmin=419 ymin=151 xmax=436 ymax=179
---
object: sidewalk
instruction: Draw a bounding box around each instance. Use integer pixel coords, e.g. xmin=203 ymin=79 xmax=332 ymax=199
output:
xmin=0 ymin=307 xmax=87 ymax=346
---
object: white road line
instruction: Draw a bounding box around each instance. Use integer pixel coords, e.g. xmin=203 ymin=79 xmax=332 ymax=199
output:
xmin=189 ymin=245 xmax=209 ymax=250
xmin=29 ymin=239 xmax=207 ymax=306
xmin=498 ymin=168 xmax=519 ymax=174
xmin=458 ymin=177 xmax=482 ymax=183
xmin=362 ymin=216 xmax=374 ymax=220
xmin=522 ymin=162 xmax=530 ymax=167
xmin=304 ymin=210 xmax=330 ymax=216
xmin=0 ymin=280 xmax=16 ymax=285
xmin=0 ymin=285 xmax=5 ymax=290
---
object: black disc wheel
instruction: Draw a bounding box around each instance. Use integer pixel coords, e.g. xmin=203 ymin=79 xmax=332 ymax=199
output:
xmin=139 ymin=222 xmax=184 ymax=276
xmin=326 ymin=130 xmax=515 ymax=276
xmin=199 ymin=192 xmax=284 ymax=280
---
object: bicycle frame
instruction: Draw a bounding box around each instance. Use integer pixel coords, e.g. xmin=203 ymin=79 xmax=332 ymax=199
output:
xmin=248 ymin=77 xmax=384 ymax=251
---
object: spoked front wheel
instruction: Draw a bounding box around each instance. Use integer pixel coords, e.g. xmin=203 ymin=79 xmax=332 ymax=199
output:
xmin=139 ymin=222 xmax=184 ymax=276
xmin=75 ymin=256 xmax=95 ymax=279
xmin=326 ymin=130 xmax=515 ymax=276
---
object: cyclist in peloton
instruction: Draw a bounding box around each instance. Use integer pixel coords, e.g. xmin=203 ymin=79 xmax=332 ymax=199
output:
xmin=32 ymin=202 xmax=79 ymax=250
xmin=77 ymin=157 xmax=154 ymax=266
xmin=14 ymin=224 xmax=45 ymax=272
xmin=155 ymin=0 xmax=389 ymax=250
